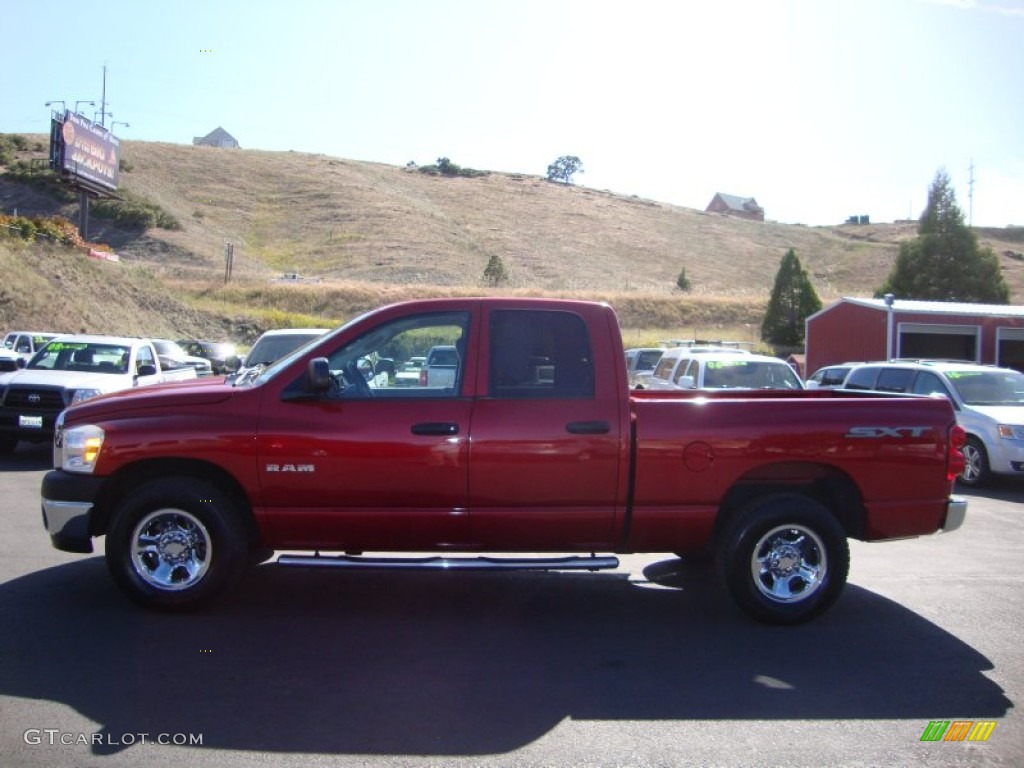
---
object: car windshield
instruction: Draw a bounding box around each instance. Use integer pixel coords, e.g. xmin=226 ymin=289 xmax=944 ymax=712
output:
xmin=946 ymin=370 xmax=1024 ymax=406
xmin=703 ymin=360 xmax=803 ymax=389
xmin=245 ymin=334 xmax=323 ymax=368
xmin=154 ymin=340 xmax=188 ymax=361
xmin=28 ymin=341 xmax=130 ymax=374
xmin=635 ymin=350 xmax=663 ymax=370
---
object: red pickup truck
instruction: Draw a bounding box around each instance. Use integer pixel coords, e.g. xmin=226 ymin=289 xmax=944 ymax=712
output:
xmin=40 ymin=298 xmax=967 ymax=624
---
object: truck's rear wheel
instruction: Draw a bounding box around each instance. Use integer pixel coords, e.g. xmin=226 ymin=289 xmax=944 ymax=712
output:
xmin=105 ymin=478 xmax=248 ymax=611
xmin=717 ymin=493 xmax=849 ymax=625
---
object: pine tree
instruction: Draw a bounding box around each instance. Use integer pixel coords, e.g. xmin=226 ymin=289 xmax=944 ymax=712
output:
xmin=878 ymin=170 xmax=1009 ymax=303
xmin=483 ymin=254 xmax=509 ymax=285
xmin=761 ymin=249 xmax=822 ymax=347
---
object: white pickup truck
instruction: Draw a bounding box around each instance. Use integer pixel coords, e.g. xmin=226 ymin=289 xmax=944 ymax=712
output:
xmin=0 ymin=335 xmax=197 ymax=453
xmin=0 ymin=331 xmax=60 ymax=372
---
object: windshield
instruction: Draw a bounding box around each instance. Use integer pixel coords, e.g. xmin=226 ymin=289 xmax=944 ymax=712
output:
xmin=237 ymin=321 xmax=355 ymax=388
xmin=635 ymin=350 xmax=663 ymax=370
xmin=702 ymin=359 xmax=803 ymax=390
xmin=153 ymin=340 xmax=188 ymax=360
xmin=946 ymin=370 xmax=1024 ymax=406
xmin=245 ymin=333 xmax=325 ymax=368
xmin=28 ymin=341 xmax=130 ymax=374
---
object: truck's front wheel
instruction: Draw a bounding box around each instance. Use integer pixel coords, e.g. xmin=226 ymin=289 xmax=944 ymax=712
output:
xmin=105 ymin=478 xmax=248 ymax=611
xmin=717 ymin=494 xmax=849 ymax=625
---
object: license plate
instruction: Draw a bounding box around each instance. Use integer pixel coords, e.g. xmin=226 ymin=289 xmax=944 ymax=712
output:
xmin=19 ymin=415 xmax=43 ymax=429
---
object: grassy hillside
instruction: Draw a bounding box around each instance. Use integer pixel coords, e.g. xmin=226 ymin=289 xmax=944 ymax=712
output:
xmin=2 ymin=133 xmax=1023 ymax=347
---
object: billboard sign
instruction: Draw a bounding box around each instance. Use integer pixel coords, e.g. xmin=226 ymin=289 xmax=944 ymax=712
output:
xmin=52 ymin=111 xmax=120 ymax=192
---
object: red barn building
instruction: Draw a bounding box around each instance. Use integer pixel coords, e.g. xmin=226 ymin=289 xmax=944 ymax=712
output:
xmin=805 ymin=298 xmax=1024 ymax=376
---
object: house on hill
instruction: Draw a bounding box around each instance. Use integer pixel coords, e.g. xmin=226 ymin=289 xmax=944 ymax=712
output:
xmin=705 ymin=193 xmax=764 ymax=222
xmin=192 ymin=127 xmax=239 ymax=148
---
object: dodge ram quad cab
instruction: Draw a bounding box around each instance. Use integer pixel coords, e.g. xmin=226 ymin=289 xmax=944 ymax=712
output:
xmin=40 ymin=298 xmax=967 ymax=624
xmin=1 ymin=335 xmax=197 ymax=453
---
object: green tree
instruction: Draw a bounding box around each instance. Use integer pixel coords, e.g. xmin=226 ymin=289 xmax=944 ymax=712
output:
xmin=546 ymin=155 xmax=583 ymax=184
xmin=676 ymin=267 xmax=691 ymax=292
xmin=877 ymin=169 xmax=1009 ymax=303
xmin=483 ymin=253 xmax=509 ymax=285
xmin=761 ymin=249 xmax=822 ymax=347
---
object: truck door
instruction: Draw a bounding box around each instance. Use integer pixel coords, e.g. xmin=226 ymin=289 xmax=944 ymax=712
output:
xmin=255 ymin=310 xmax=475 ymax=550
xmin=467 ymin=307 xmax=625 ymax=550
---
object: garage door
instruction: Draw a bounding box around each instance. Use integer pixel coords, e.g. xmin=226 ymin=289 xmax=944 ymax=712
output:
xmin=897 ymin=323 xmax=979 ymax=361
xmin=997 ymin=328 xmax=1024 ymax=372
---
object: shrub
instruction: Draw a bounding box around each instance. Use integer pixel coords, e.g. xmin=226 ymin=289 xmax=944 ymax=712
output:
xmin=483 ymin=254 xmax=509 ymax=285
xmin=676 ymin=268 xmax=691 ymax=292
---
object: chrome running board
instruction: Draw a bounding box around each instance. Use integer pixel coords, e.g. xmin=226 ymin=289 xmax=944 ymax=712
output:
xmin=276 ymin=553 xmax=619 ymax=572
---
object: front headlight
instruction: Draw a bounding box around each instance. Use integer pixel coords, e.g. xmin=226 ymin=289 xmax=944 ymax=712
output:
xmin=997 ymin=425 xmax=1024 ymax=440
xmin=60 ymin=424 xmax=105 ymax=474
xmin=70 ymin=388 xmax=103 ymax=406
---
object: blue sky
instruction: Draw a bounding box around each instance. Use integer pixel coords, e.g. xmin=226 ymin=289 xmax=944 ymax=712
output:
xmin=3 ymin=0 xmax=1022 ymax=227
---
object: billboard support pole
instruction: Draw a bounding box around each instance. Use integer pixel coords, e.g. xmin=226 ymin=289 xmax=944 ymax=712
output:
xmin=78 ymin=189 xmax=90 ymax=241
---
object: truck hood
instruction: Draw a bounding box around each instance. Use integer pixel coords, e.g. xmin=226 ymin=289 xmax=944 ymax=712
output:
xmin=4 ymin=368 xmax=129 ymax=391
xmin=965 ymin=404 xmax=1024 ymax=425
xmin=64 ymin=377 xmax=234 ymax=421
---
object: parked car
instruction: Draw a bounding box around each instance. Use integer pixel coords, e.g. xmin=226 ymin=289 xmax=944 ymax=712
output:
xmin=420 ymin=344 xmax=460 ymax=388
xmin=177 ymin=339 xmax=239 ymax=374
xmin=805 ymin=363 xmax=860 ymax=390
xmin=646 ymin=348 xmax=804 ymax=391
xmin=233 ymin=328 xmax=330 ymax=377
xmin=153 ymin=339 xmax=214 ymax=377
xmin=0 ymin=335 xmax=197 ymax=453
xmin=394 ymin=356 xmax=426 ymax=387
xmin=624 ymin=347 xmax=664 ymax=389
xmin=0 ymin=331 xmax=60 ymax=372
xmin=841 ymin=360 xmax=1024 ymax=486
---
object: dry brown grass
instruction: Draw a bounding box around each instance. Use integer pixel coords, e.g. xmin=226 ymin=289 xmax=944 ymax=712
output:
xmin=4 ymin=135 xmax=1023 ymax=345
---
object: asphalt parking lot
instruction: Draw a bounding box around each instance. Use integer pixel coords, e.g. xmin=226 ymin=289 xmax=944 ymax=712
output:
xmin=0 ymin=441 xmax=1020 ymax=768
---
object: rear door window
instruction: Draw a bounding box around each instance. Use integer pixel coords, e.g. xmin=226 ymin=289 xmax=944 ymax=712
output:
xmin=875 ymin=368 xmax=915 ymax=393
xmin=488 ymin=309 xmax=594 ymax=398
xmin=844 ymin=367 xmax=881 ymax=390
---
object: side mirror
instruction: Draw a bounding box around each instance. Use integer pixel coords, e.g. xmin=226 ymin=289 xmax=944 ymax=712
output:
xmin=307 ymin=357 xmax=332 ymax=394
xmin=223 ymin=355 xmax=242 ymax=373
xmin=137 ymin=364 xmax=158 ymax=377
xmin=677 ymin=375 xmax=696 ymax=389
xmin=16 ymin=358 xmax=26 ymax=369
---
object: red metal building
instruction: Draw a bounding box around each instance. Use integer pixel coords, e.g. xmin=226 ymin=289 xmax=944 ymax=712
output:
xmin=805 ymin=298 xmax=1024 ymax=376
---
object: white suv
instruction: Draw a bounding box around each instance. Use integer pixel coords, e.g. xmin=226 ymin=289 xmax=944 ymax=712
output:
xmin=841 ymin=360 xmax=1024 ymax=486
xmin=646 ymin=348 xmax=803 ymax=391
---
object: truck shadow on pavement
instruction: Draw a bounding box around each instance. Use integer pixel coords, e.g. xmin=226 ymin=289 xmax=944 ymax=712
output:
xmin=0 ymin=555 xmax=1010 ymax=757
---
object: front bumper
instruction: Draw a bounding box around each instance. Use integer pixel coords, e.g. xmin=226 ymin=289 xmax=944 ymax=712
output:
xmin=40 ymin=470 xmax=105 ymax=553
xmin=942 ymin=495 xmax=968 ymax=533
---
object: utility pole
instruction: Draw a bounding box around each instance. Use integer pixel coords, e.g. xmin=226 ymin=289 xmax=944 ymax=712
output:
xmin=100 ymin=63 xmax=108 ymax=127
xmin=224 ymin=242 xmax=234 ymax=284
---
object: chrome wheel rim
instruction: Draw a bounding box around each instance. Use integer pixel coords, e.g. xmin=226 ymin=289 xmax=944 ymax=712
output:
xmin=751 ymin=524 xmax=827 ymax=603
xmin=961 ymin=443 xmax=982 ymax=484
xmin=130 ymin=509 xmax=211 ymax=591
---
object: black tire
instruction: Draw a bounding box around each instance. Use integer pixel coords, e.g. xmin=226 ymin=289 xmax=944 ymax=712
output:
xmin=959 ymin=437 xmax=989 ymax=487
xmin=716 ymin=493 xmax=849 ymax=625
xmin=105 ymin=477 xmax=249 ymax=612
